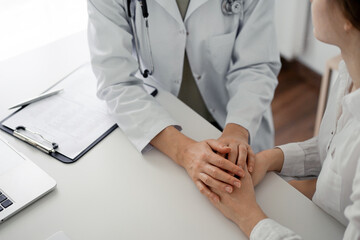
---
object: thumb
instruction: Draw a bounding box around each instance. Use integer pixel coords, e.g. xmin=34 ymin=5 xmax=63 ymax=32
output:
xmin=206 ymin=139 xmax=231 ymax=154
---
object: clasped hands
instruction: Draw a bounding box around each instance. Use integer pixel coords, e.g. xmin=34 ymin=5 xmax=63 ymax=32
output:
xmin=150 ymin=123 xmax=280 ymax=236
xmin=178 ymin=123 xmax=256 ymax=202
xmin=180 ymin=128 xmax=315 ymax=237
xmin=177 ymin=123 xmax=282 ymax=237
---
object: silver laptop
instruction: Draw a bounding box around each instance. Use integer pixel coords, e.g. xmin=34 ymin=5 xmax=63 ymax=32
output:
xmin=0 ymin=136 xmax=56 ymax=223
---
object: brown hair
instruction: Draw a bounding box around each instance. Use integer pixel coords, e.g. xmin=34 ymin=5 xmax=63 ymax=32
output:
xmin=335 ymin=0 xmax=360 ymax=31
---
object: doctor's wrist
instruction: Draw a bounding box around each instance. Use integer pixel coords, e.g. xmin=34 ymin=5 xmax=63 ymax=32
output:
xmin=150 ymin=126 xmax=194 ymax=167
xmin=222 ymin=123 xmax=249 ymax=142
xmin=174 ymin=136 xmax=197 ymax=168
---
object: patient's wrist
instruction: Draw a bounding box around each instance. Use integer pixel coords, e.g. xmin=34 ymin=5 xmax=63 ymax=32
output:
xmin=236 ymin=203 xmax=267 ymax=238
xmin=268 ymin=148 xmax=285 ymax=172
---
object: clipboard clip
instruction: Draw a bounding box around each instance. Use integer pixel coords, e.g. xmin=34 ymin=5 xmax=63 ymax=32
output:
xmin=13 ymin=126 xmax=58 ymax=154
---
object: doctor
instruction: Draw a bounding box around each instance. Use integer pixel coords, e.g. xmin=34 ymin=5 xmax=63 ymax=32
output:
xmin=87 ymin=0 xmax=281 ymax=201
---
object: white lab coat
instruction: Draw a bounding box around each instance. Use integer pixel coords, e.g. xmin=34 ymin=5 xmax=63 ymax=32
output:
xmin=250 ymin=61 xmax=360 ymax=239
xmin=87 ymin=0 xmax=281 ymax=152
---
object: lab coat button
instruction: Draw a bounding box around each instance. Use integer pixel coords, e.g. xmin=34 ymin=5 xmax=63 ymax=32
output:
xmin=186 ymin=31 xmax=189 ymax=36
xmin=196 ymin=75 xmax=202 ymax=80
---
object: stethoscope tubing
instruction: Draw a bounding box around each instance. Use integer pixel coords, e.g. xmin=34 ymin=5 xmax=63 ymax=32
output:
xmin=128 ymin=0 xmax=154 ymax=78
xmin=127 ymin=0 xmax=244 ymax=78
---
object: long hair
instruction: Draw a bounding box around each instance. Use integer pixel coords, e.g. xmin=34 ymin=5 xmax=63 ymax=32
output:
xmin=335 ymin=0 xmax=360 ymax=31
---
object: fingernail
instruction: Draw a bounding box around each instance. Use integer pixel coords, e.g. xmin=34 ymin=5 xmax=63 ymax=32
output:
xmin=238 ymin=171 xmax=243 ymax=176
xmin=249 ymin=167 xmax=253 ymax=172
xmin=213 ymin=197 xmax=220 ymax=203
xmin=234 ymin=181 xmax=241 ymax=188
xmin=225 ymin=186 xmax=233 ymax=193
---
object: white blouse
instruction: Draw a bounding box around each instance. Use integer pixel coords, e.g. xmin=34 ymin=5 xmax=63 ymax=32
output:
xmin=250 ymin=61 xmax=360 ymax=239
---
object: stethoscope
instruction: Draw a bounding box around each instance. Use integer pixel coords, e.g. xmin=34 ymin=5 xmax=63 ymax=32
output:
xmin=127 ymin=0 xmax=244 ymax=78
xmin=127 ymin=0 xmax=154 ymax=78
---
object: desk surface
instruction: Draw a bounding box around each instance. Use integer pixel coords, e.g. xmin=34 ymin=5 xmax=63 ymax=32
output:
xmin=0 ymin=31 xmax=345 ymax=240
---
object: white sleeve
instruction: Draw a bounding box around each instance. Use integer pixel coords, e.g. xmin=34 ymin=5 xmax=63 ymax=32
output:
xmin=278 ymin=137 xmax=321 ymax=177
xmin=87 ymin=0 xmax=180 ymax=152
xmin=225 ymin=0 xmax=281 ymax=144
xmin=250 ymin=219 xmax=302 ymax=240
xmin=343 ymin=157 xmax=360 ymax=239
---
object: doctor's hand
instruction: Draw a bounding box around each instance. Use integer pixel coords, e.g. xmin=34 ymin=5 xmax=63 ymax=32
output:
xmin=216 ymin=123 xmax=255 ymax=172
xmin=208 ymin=165 xmax=267 ymax=238
xmin=150 ymin=126 xmax=245 ymax=202
xmin=179 ymin=139 xmax=246 ymax=202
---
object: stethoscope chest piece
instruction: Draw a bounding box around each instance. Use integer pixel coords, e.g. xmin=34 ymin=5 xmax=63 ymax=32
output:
xmin=222 ymin=0 xmax=244 ymax=15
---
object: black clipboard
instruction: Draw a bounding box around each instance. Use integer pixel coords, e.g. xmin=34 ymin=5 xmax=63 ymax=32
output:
xmin=0 ymin=64 xmax=157 ymax=164
xmin=0 ymin=115 xmax=118 ymax=164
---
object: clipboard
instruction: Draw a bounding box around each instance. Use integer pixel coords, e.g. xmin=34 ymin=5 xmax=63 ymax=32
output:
xmin=0 ymin=115 xmax=118 ymax=164
xmin=0 ymin=63 xmax=157 ymax=164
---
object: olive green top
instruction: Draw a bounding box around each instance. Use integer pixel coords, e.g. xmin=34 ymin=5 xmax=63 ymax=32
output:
xmin=175 ymin=0 xmax=215 ymax=122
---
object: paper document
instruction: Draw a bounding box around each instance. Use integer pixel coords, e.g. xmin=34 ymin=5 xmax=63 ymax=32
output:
xmin=2 ymin=64 xmax=114 ymax=159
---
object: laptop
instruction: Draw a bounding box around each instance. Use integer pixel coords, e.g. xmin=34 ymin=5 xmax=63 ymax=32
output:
xmin=0 ymin=136 xmax=56 ymax=223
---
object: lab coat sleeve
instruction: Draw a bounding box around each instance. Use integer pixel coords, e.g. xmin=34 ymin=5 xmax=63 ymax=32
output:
xmin=250 ymin=218 xmax=302 ymax=240
xmin=87 ymin=0 xmax=180 ymax=152
xmin=225 ymin=0 xmax=281 ymax=144
xmin=343 ymin=156 xmax=360 ymax=239
xmin=278 ymin=137 xmax=321 ymax=177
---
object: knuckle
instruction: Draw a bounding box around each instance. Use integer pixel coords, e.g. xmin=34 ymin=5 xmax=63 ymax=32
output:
xmin=239 ymin=145 xmax=247 ymax=152
xmin=230 ymin=144 xmax=237 ymax=151
xmin=194 ymin=161 xmax=202 ymax=169
xmin=217 ymin=158 xmax=225 ymax=167
xmin=203 ymin=175 xmax=211 ymax=185
xmin=210 ymin=167 xmax=217 ymax=176
xmin=199 ymin=152 xmax=208 ymax=160
xmin=197 ymin=185 xmax=205 ymax=193
xmin=227 ymin=175 xmax=234 ymax=183
xmin=209 ymin=193 xmax=216 ymax=199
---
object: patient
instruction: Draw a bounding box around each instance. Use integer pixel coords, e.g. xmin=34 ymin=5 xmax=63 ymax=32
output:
xmin=206 ymin=0 xmax=360 ymax=239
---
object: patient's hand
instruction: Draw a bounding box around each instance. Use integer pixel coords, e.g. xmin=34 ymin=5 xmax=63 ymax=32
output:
xmin=209 ymin=166 xmax=267 ymax=238
xmin=288 ymin=178 xmax=317 ymax=200
xmin=251 ymin=148 xmax=284 ymax=186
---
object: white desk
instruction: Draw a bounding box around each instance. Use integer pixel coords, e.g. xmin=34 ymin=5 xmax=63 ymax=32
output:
xmin=0 ymin=31 xmax=345 ymax=240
